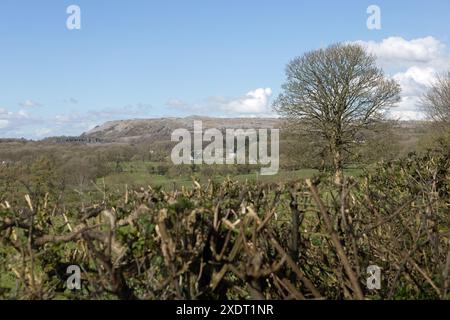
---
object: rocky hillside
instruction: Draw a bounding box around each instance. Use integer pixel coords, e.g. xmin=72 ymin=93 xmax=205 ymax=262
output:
xmin=82 ymin=116 xmax=282 ymax=142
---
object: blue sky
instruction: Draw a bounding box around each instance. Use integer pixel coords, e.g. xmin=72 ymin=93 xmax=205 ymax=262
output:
xmin=1 ymin=0 xmax=450 ymax=139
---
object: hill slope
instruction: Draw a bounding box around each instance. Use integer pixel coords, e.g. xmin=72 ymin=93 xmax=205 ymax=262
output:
xmin=82 ymin=116 xmax=282 ymax=142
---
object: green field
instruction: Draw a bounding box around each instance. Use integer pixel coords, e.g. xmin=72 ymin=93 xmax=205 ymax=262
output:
xmin=100 ymin=161 xmax=363 ymax=189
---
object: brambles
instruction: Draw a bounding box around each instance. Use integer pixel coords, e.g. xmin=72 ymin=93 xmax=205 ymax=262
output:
xmin=0 ymin=151 xmax=448 ymax=300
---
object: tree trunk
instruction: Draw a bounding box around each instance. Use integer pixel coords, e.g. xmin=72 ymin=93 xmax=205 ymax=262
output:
xmin=331 ymin=142 xmax=344 ymax=186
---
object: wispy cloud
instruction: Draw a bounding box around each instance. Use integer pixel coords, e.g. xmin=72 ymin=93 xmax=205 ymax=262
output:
xmin=166 ymin=99 xmax=190 ymax=110
xmin=19 ymin=99 xmax=43 ymax=108
xmin=0 ymin=102 xmax=155 ymax=139
xmin=48 ymin=103 xmax=155 ymax=136
xmin=64 ymin=97 xmax=79 ymax=104
xmin=0 ymin=119 xmax=9 ymax=129
xmin=0 ymin=107 xmax=45 ymax=137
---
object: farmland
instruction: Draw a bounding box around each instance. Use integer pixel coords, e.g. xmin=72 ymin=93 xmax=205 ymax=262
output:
xmin=0 ymin=118 xmax=449 ymax=300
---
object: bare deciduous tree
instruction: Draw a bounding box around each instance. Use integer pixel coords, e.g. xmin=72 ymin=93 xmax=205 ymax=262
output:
xmin=273 ymin=43 xmax=401 ymax=184
xmin=422 ymin=70 xmax=450 ymax=122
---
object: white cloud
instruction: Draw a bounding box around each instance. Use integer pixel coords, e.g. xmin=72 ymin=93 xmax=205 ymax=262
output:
xmin=386 ymin=66 xmax=436 ymax=120
xmin=393 ymin=66 xmax=436 ymax=95
xmin=19 ymin=99 xmax=42 ymax=108
xmin=35 ymin=128 xmax=52 ymax=137
xmin=0 ymin=107 xmax=44 ymax=136
xmin=168 ymin=88 xmax=275 ymax=116
xmin=354 ymin=36 xmax=450 ymax=120
xmin=223 ymin=88 xmax=273 ymax=114
xmin=0 ymin=119 xmax=9 ymax=129
xmin=388 ymin=96 xmax=425 ymax=120
xmin=17 ymin=109 xmax=30 ymax=118
xmin=355 ymin=36 xmax=447 ymax=68
xmin=46 ymin=103 xmax=156 ymax=137
xmin=166 ymin=99 xmax=189 ymax=109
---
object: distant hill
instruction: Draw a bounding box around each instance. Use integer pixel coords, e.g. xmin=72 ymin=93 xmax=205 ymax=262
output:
xmin=81 ymin=116 xmax=282 ymax=143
